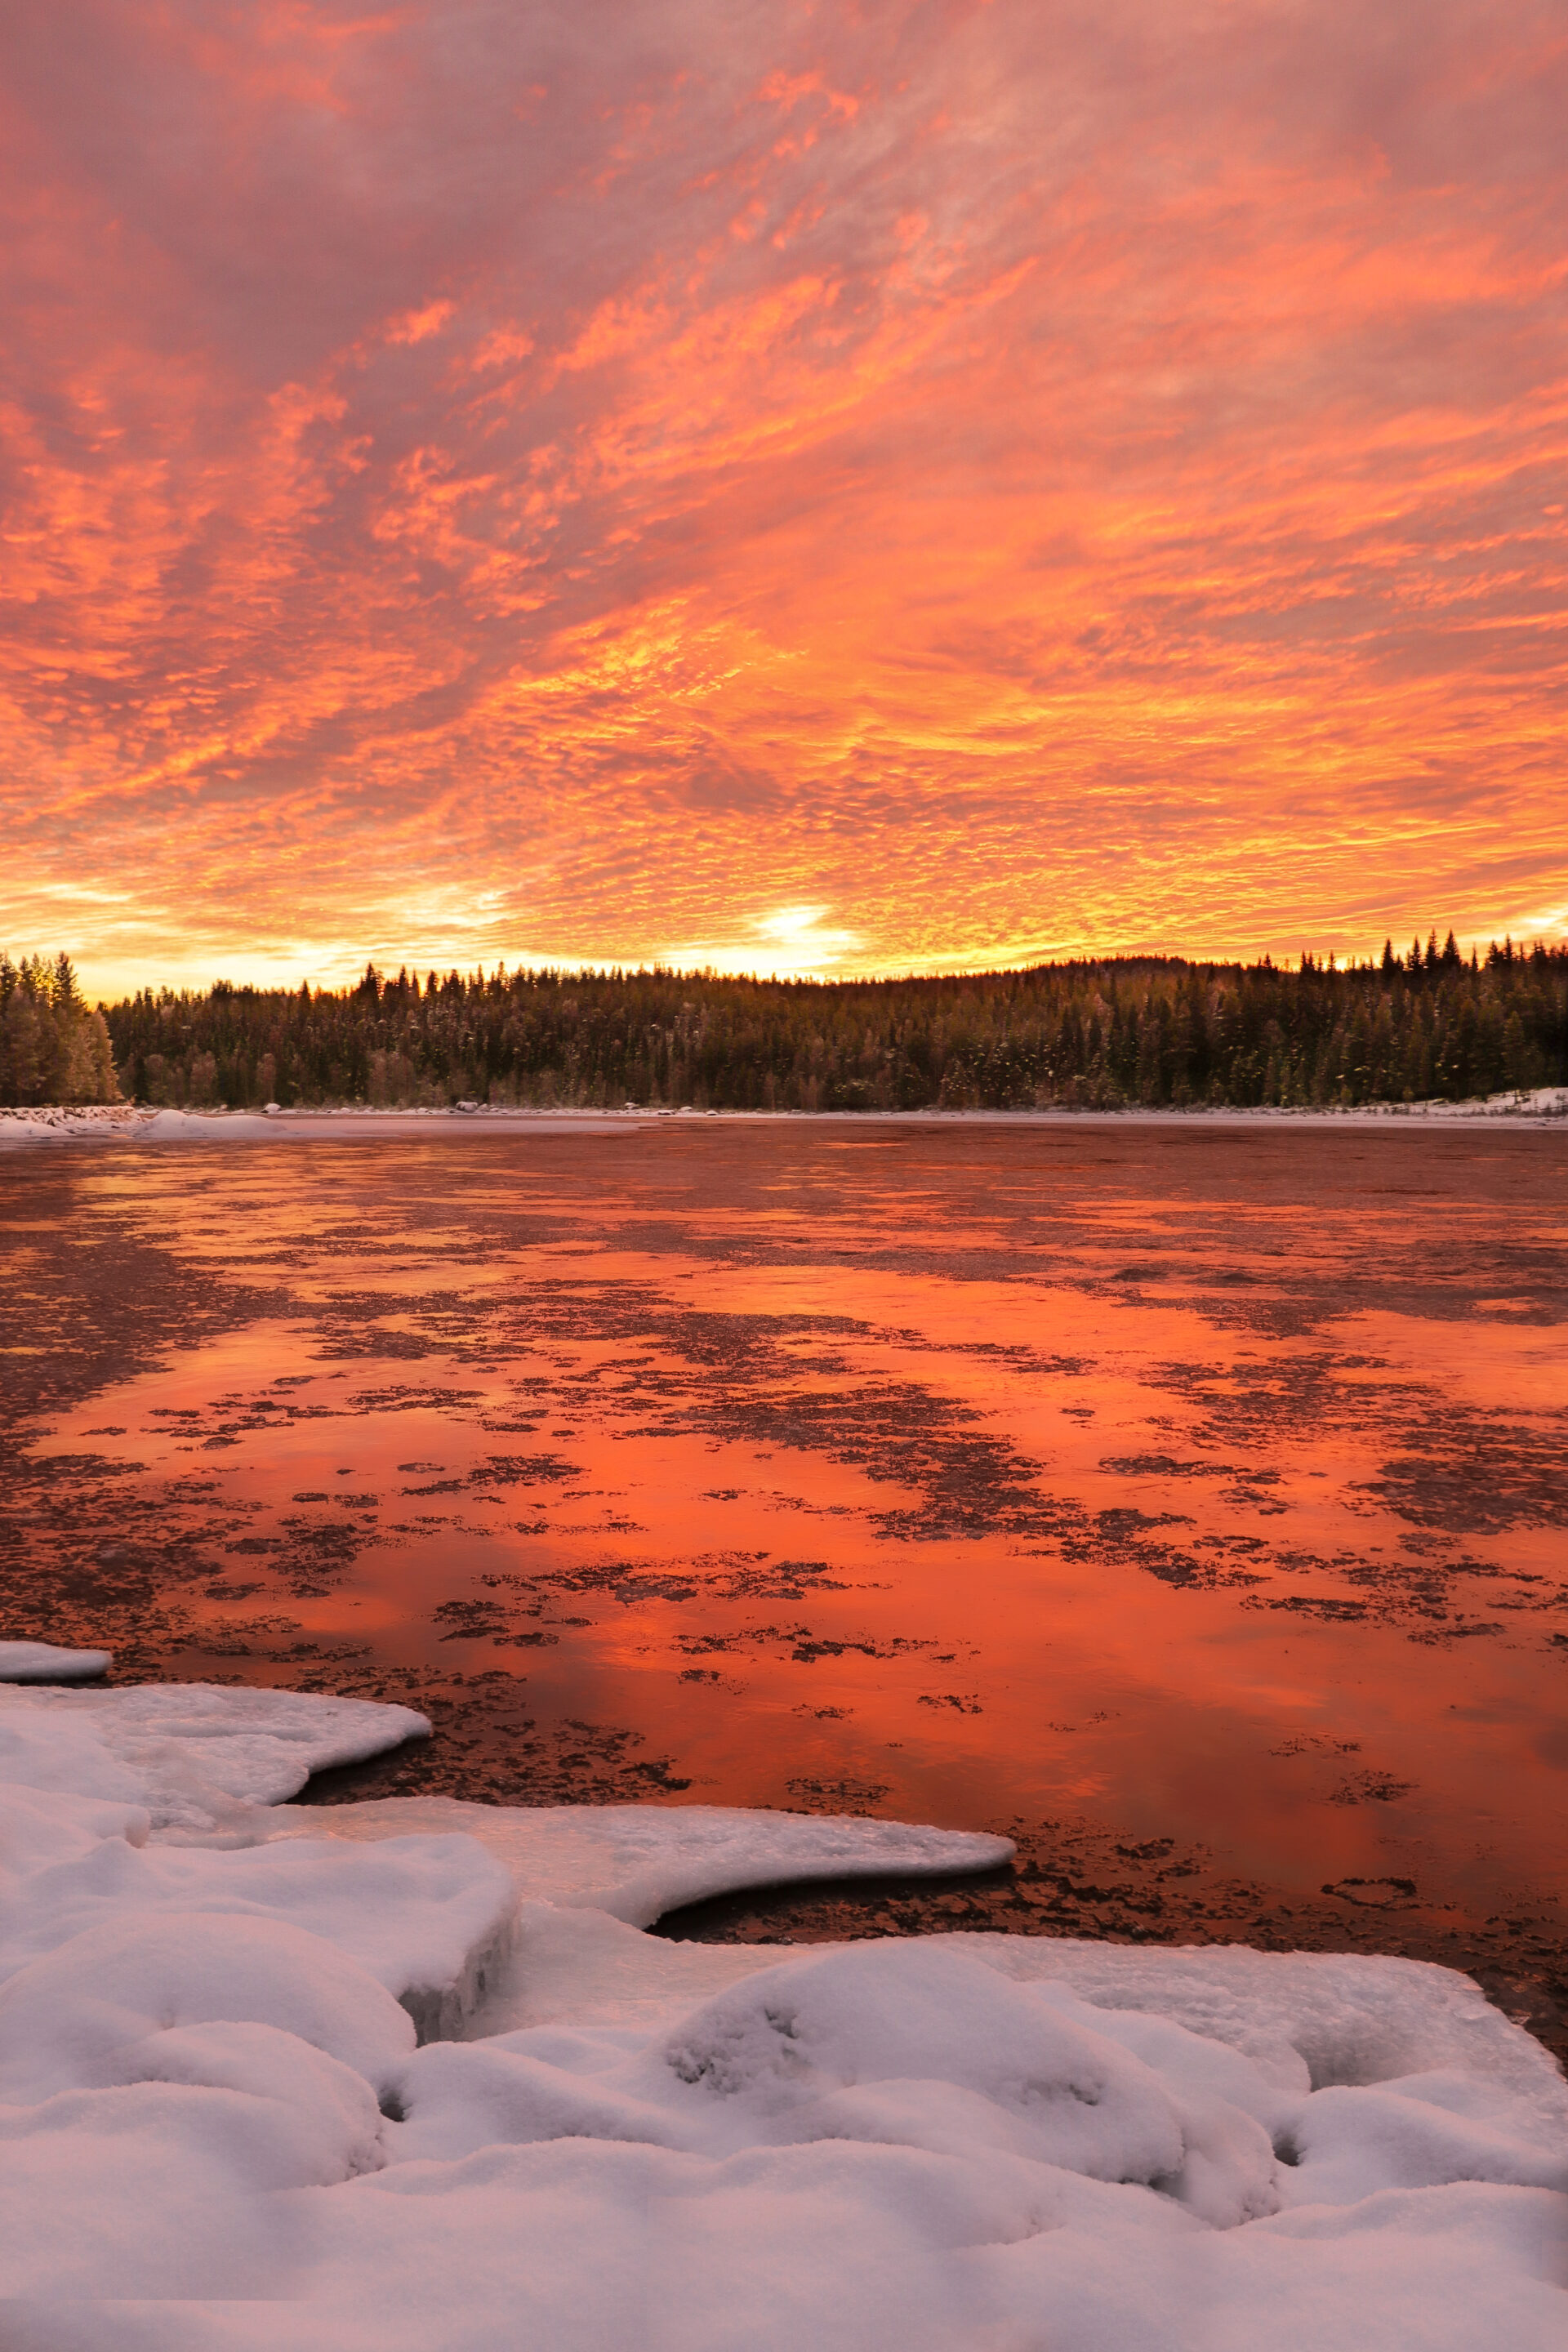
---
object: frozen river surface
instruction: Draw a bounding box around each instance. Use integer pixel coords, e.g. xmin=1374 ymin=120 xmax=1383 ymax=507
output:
xmin=2 ymin=1118 xmax=1565 ymax=2043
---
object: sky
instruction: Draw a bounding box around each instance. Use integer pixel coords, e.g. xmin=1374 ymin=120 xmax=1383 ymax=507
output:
xmin=2 ymin=0 xmax=1566 ymax=1000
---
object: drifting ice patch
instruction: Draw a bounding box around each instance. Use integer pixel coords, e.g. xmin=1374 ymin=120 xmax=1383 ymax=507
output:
xmin=1 ymin=1673 xmax=1565 ymax=2345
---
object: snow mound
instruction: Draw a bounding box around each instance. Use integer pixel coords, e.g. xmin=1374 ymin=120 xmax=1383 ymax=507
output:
xmin=0 ymin=1106 xmax=149 ymax=1149
xmin=0 ymin=1105 xmax=277 ymax=1148
xmin=140 ymin=1107 xmax=280 ymax=1141
xmin=0 ymin=1784 xmax=517 ymax=2041
xmin=0 ymin=1639 xmax=112 ymax=1682
xmin=0 ymin=1910 xmax=416 ymax=2102
xmin=973 ymin=1935 xmax=1566 ymax=2129
xmin=0 ymin=1682 xmax=430 ymax=1829
xmin=1 ymin=1677 xmax=1565 ymax=2345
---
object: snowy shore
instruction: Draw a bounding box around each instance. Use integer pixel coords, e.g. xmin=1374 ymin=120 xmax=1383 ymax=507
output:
xmin=2 ymin=1086 xmax=1566 ymax=1150
xmin=2 ymin=1674 xmax=1564 ymax=2345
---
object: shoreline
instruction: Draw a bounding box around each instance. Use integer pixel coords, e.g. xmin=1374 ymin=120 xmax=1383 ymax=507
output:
xmin=8 ymin=1679 xmax=1565 ymax=2328
xmin=3 ymin=1087 xmax=1566 ymax=1149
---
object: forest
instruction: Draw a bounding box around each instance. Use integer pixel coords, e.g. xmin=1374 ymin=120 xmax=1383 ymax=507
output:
xmin=2 ymin=930 xmax=1553 ymax=1114
xmin=0 ymin=953 xmax=120 ymax=1108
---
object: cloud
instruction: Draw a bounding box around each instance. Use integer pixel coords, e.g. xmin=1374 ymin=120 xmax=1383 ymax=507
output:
xmin=0 ymin=0 xmax=1564 ymax=996
xmin=658 ymin=902 xmax=866 ymax=978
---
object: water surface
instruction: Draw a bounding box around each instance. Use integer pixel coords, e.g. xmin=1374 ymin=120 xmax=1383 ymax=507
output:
xmin=3 ymin=1119 xmax=1564 ymax=2027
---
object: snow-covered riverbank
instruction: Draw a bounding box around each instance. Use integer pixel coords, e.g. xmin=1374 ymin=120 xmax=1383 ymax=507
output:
xmin=2 ymin=1086 xmax=1565 ymax=1151
xmin=2 ymin=1673 xmax=1563 ymax=2345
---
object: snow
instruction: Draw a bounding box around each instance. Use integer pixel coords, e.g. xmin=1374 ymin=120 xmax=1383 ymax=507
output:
xmin=0 ymin=1104 xmax=644 ymax=1149
xmin=0 ymin=1789 xmax=518 ymax=2042
xmin=260 ymin=1789 xmax=1017 ymax=1925
xmin=0 ymin=1680 xmax=430 ymax=1829
xmin=0 ymin=1105 xmax=150 ymax=1148
xmin=0 ymin=1639 xmax=112 ymax=1682
xmin=1 ymin=1675 xmax=1565 ymax=2344
xmin=3 ymin=1089 xmax=1565 ymax=1156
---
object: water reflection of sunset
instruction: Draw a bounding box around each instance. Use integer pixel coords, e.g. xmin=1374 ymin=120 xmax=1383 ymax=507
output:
xmin=11 ymin=1121 xmax=1565 ymax=1952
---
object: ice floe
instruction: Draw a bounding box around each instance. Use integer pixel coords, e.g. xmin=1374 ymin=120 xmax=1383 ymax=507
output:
xmin=0 ymin=1676 xmax=1564 ymax=2345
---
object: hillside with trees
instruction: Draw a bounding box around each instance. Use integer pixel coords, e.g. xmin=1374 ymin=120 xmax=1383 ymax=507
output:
xmin=0 ymin=954 xmax=119 ymax=1107
xmin=61 ymin=933 xmax=1568 ymax=1115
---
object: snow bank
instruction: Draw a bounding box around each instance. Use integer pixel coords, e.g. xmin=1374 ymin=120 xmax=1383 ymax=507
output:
xmin=1401 ymin=1083 xmax=1568 ymax=1122
xmin=0 ymin=1639 xmax=111 ymax=1682
xmin=4 ymin=1092 xmax=1565 ymax=1158
xmin=140 ymin=1107 xmax=280 ymax=1141
xmin=0 ymin=1786 xmax=517 ymax=2042
xmin=0 ymin=1103 xmax=640 ymax=1151
xmin=1 ymin=1677 xmax=1564 ymax=2345
xmin=261 ymin=1790 xmax=1016 ymax=1925
xmin=0 ymin=1682 xmax=430 ymax=1829
xmin=0 ymin=1106 xmax=151 ymax=1149
xmin=0 ymin=1105 xmax=278 ymax=1148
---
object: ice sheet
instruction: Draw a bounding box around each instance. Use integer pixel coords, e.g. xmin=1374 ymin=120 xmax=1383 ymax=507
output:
xmin=2 ymin=1674 xmax=1564 ymax=2345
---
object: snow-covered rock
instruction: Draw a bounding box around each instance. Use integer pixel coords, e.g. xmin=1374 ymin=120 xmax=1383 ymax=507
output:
xmin=0 ymin=1673 xmax=1564 ymax=2345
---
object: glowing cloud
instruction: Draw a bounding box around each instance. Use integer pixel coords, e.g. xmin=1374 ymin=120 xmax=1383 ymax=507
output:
xmin=0 ymin=1 xmax=1563 ymax=996
xmin=659 ymin=902 xmax=866 ymax=978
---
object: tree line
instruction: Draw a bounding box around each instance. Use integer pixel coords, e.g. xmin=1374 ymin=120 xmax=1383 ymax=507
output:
xmin=0 ymin=954 xmax=119 ymax=1107
xmin=47 ymin=931 xmax=1565 ymax=1114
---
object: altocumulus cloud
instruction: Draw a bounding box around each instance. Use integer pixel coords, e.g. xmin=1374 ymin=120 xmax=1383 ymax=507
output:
xmin=1 ymin=0 xmax=1565 ymax=991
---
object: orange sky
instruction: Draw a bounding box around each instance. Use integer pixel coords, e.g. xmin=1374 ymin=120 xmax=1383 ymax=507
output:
xmin=2 ymin=1 xmax=1566 ymax=998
